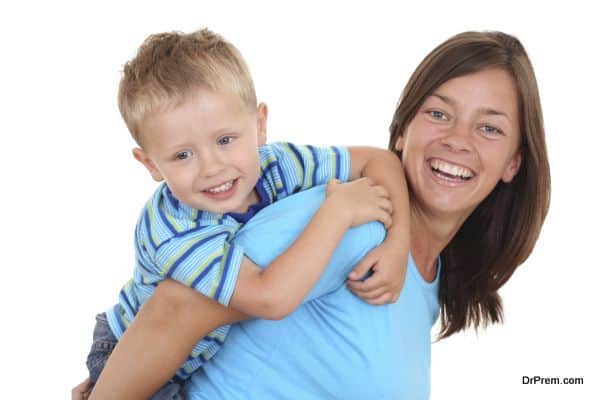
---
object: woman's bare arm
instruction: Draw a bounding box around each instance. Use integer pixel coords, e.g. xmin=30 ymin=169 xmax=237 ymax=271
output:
xmin=89 ymin=280 xmax=247 ymax=400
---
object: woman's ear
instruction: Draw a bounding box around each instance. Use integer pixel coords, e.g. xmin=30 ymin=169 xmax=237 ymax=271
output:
xmin=256 ymin=102 xmax=268 ymax=146
xmin=501 ymin=150 xmax=522 ymax=183
xmin=132 ymin=148 xmax=164 ymax=182
xmin=394 ymin=134 xmax=405 ymax=152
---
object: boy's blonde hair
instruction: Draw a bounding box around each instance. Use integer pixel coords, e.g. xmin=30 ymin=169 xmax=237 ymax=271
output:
xmin=118 ymin=28 xmax=257 ymax=144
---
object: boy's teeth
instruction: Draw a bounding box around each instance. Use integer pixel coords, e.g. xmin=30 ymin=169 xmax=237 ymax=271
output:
xmin=206 ymin=180 xmax=234 ymax=193
xmin=430 ymin=159 xmax=474 ymax=179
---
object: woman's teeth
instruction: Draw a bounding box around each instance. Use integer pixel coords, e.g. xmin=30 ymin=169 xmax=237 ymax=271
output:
xmin=206 ymin=180 xmax=234 ymax=193
xmin=430 ymin=159 xmax=474 ymax=180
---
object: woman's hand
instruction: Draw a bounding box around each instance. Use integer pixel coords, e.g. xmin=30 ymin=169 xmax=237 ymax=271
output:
xmin=346 ymin=240 xmax=408 ymax=305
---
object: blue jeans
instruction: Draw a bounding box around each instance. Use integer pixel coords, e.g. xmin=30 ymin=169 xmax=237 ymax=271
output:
xmin=86 ymin=312 xmax=185 ymax=400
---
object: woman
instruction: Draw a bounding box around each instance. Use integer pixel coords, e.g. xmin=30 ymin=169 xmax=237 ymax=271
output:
xmin=82 ymin=30 xmax=550 ymax=399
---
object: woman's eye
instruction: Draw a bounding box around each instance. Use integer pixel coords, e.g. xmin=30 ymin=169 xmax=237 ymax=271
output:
xmin=217 ymin=136 xmax=235 ymax=145
xmin=175 ymin=150 xmax=192 ymax=160
xmin=427 ymin=110 xmax=448 ymax=121
xmin=481 ymin=125 xmax=503 ymax=135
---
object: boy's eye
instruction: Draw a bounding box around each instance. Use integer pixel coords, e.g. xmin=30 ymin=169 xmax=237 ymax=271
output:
xmin=175 ymin=150 xmax=193 ymax=160
xmin=217 ymin=136 xmax=235 ymax=146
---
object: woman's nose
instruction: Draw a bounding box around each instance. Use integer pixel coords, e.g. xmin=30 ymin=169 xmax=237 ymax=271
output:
xmin=441 ymin=122 xmax=473 ymax=153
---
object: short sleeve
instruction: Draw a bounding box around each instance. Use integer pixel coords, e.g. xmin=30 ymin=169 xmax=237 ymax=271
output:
xmin=153 ymin=227 xmax=244 ymax=306
xmin=269 ymin=142 xmax=350 ymax=195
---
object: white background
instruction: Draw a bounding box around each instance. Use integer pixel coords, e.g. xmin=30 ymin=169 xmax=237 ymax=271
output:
xmin=1 ymin=1 xmax=598 ymax=398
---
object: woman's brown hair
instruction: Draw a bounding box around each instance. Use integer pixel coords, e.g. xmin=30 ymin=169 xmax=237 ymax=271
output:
xmin=388 ymin=31 xmax=551 ymax=338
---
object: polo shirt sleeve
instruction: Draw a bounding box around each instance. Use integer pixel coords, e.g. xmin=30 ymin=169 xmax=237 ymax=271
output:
xmin=269 ymin=142 xmax=350 ymax=195
xmin=152 ymin=226 xmax=244 ymax=306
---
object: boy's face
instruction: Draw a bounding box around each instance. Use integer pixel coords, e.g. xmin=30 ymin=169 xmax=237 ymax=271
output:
xmin=133 ymin=90 xmax=267 ymax=214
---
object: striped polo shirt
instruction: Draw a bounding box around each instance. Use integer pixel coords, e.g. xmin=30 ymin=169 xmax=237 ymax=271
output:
xmin=106 ymin=142 xmax=350 ymax=379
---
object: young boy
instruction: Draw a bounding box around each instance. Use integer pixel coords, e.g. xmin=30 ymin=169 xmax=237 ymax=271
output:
xmin=84 ymin=28 xmax=409 ymax=399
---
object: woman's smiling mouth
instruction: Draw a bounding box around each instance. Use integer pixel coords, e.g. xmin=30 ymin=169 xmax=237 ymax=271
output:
xmin=427 ymin=158 xmax=476 ymax=186
xmin=429 ymin=158 xmax=475 ymax=180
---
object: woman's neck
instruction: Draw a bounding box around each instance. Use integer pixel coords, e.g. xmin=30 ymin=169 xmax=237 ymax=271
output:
xmin=409 ymin=204 xmax=469 ymax=282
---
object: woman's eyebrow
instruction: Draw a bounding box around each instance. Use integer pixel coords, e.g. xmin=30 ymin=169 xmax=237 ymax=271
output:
xmin=431 ymin=93 xmax=454 ymax=105
xmin=431 ymin=93 xmax=511 ymax=121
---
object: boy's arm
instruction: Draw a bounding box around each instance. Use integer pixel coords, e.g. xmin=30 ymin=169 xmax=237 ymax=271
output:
xmin=346 ymin=147 xmax=410 ymax=303
xmin=89 ymin=280 xmax=247 ymax=400
xmin=229 ymin=177 xmax=392 ymax=319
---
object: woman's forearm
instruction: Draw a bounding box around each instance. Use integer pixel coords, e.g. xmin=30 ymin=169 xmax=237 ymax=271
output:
xmin=89 ymin=280 xmax=247 ymax=400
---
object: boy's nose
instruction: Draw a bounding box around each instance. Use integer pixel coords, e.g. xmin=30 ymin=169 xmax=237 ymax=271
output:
xmin=198 ymin=150 xmax=226 ymax=177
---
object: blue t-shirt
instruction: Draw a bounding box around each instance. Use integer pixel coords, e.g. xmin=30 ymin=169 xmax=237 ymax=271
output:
xmin=186 ymin=185 xmax=440 ymax=400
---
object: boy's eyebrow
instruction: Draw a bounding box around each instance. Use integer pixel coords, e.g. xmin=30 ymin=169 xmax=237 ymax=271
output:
xmin=163 ymin=141 xmax=193 ymax=152
xmin=431 ymin=93 xmax=511 ymax=121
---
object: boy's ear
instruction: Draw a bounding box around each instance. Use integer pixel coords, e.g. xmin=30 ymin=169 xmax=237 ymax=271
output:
xmin=256 ymin=102 xmax=268 ymax=146
xmin=501 ymin=149 xmax=522 ymax=183
xmin=132 ymin=148 xmax=164 ymax=182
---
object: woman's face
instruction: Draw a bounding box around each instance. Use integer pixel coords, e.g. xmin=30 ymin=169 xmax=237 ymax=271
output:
xmin=395 ymin=68 xmax=522 ymax=220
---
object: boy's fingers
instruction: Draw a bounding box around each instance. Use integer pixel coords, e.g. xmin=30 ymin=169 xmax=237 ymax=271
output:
xmin=362 ymin=177 xmax=374 ymax=185
xmin=379 ymin=198 xmax=393 ymax=214
xmin=347 ymin=271 xmax=385 ymax=292
xmin=374 ymin=185 xmax=389 ymax=198
xmin=72 ymin=378 xmax=91 ymax=400
xmin=379 ymin=211 xmax=392 ymax=228
xmin=348 ymin=286 xmax=387 ymax=300
xmin=348 ymin=256 xmax=375 ymax=281
xmin=365 ymin=292 xmax=395 ymax=306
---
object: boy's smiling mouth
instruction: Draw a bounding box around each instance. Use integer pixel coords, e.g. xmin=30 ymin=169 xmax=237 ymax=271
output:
xmin=205 ymin=179 xmax=236 ymax=193
xmin=201 ymin=178 xmax=239 ymax=201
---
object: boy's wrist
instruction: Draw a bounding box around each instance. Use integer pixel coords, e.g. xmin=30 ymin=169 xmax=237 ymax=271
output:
xmin=321 ymin=196 xmax=352 ymax=230
xmin=386 ymin=225 xmax=408 ymax=241
xmin=382 ymin=219 xmax=409 ymax=246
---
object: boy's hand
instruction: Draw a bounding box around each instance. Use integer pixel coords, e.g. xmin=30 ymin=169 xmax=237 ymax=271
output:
xmin=71 ymin=378 xmax=91 ymax=400
xmin=326 ymin=178 xmax=392 ymax=229
xmin=346 ymin=240 xmax=408 ymax=305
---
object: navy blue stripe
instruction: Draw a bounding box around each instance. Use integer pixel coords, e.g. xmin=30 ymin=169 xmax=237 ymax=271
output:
xmin=307 ymin=145 xmax=318 ymax=188
xmin=158 ymin=204 xmax=178 ymax=236
xmin=165 ymin=232 xmax=228 ymax=278
xmin=156 ymin=222 xmax=232 ymax=251
xmin=263 ymin=161 xmax=286 ymax=197
xmin=143 ymin=209 xmax=158 ymax=250
xmin=204 ymin=335 xmax=225 ymax=345
xmin=190 ymin=256 xmax=223 ymax=289
xmin=113 ymin=303 xmax=127 ymax=332
xmin=332 ymin=146 xmax=342 ymax=179
xmin=286 ymin=142 xmax=305 ymax=189
xmin=136 ymin=260 xmax=154 ymax=275
xmin=272 ymin=163 xmax=288 ymax=196
xmin=256 ymin=182 xmax=272 ymax=206
xmin=165 ymin=187 xmax=179 ymax=210
xmin=188 ymin=335 xmax=225 ymax=349
xmin=134 ymin=241 xmax=157 ymax=277
xmin=118 ymin=289 xmax=135 ymax=315
xmin=214 ymin=246 xmax=233 ymax=301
